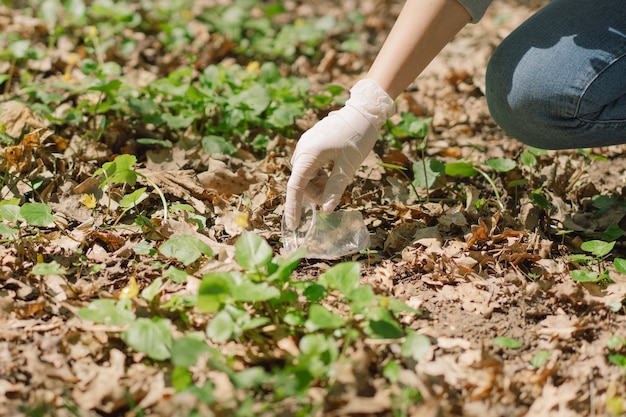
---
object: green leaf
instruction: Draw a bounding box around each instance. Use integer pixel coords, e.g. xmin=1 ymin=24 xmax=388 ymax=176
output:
xmin=303 ymin=283 xmax=326 ymax=302
xmin=202 ymin=135 xmax=237 ymax=155
xmin=78 ymin=299 xmax=135 ymax=326
xmin=198 ymin=272 xmax=233 ymax=313
xmin=413 ymin=159 xmax=445 ymax=189
xmin=401 ymin=332 xmax=432 ymax=361
xmin=171 ymin=334 xmax=211 ymax=368
xmin=159 ymin=234 xmax=214 ymax=266
xmin=122 ymin=317 xmax=172 ymax=361
xmin=141 ymin=277 xmax=163 ymax=302
xmin=318 ymin=261 xmax=361 ymax=295
xmin=235 ymin=232 xmax=273 ymax=271
xmin=580 ymin=240 xmax=615 ymax=258
xmin=299 ymin=334 xmax=338 ymax=365
xmin=0 ymin=204 xmax=20 ymax=223
xmin=231 ymin=280 xmax=280 ymax=302
xmin=615 ymin=258 xmax=626 ymax=274
xmin=527 ymin=146 xmax=548 ymax=156
xmin=284 ymin=312 xmax=305 ymax=327
xmin=172 ymin=367 xmax=193 ymax=392
xmin=486 ymin=157 xmax=516 ymax=172
xmin=444 ymin=161 xmax=477 ymax=177
xmin=0 ymin=223 xmax=18 ymax=238
xmin=9 ymin=39 xmax=31 ymax=59
xmin=366 ymin=307 xmax=404 ymax=339
xmin=20 ymin=203 xmax=56 ymax=227
xmin=132 ymin=240 xmax=154 ymax=255
xmin=228 ymin=84 xmax=270 ymax=116
xmin=600 ymin=224 xmax=625 ymax=241
xmin=493 ymin=336 xmax=522 ymax=349
xmin=571 ymin=269 xmax=604 ymax=283
xmin=378 ymin=162 xmax=408 ymax=171
xmin=508 ymin=178 xmax=528 ymax=187
xmin=305 ymin=304 xmax=345 ymax=331
xmin=95 ymin=154 xmax=137 ymax=186
xmin=567 ymin=254 xmax=594 ymax=264
xmin=608 ymin=353 xmax=626 ymax=368
xmin=607 ymin=334 xmax=626 ymax=350
xmin=383 ymin=359 xmax=401 ymax=383
xmin=266 ymin=105 xmax=301 ymax=128
xmin=529 ymin=350 xmax=550 ymax=368
xmin=164 ymin=266 xmax=189 ymax=283
xmin=88 ymin=79 xmax=122 ymax=94
xmin=530 ymin=190 xmax=551 ymax=209
xmin=161 ymin=113 xmax=196 ymax=129
xmin=240 ymin=316 xmax=270 ymax=331
xmin=347 ymin=285 xmax=376 ymax=313
xmin=268 ymin=248 xmax=304 ymax=283
xmin=592 ymin=194 xmax=618 ymax=215
xmin=206 ymin=310 xmax=235 ymax=343
xmin=520 ymin=151 xmax=537 ymax=167
xmin=339 ymin=36 xmax=363 ymax=53
xmin=232 ymin=367 xmax=268 ymax=389
xmin=136 ymin=138 xmax=173 ymax=148
xmin=119 ymin=187 xmax=148 ymax=210
xmin=30 ymin=261 xmax=67 ymax=275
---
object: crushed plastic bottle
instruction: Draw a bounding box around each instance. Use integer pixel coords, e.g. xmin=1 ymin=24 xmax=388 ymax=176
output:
xmin=282 ymin=199 xmax=371 ymax=259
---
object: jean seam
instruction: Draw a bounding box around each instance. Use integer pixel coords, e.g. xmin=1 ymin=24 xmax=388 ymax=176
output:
xmin=575 ymin=48 xmax=626 ymax=123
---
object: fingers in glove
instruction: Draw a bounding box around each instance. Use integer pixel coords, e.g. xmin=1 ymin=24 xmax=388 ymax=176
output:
xmin=321 ymin=164 xmax=356 ymax=214
xmin=302 ymin=169 xmax=329 ymax=206
xmin=285 ymin=180 xmax=304 ymax=231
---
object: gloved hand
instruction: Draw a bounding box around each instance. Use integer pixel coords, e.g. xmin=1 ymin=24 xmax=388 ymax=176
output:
xmin=285 ymin=79 xmax=395 ymax=230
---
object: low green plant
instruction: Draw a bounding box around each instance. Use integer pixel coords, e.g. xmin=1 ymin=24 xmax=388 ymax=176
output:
xmin=78 ymin=232 xmax=421 ymax=411
xmin=93 ymin=154 xmax=168 ymax=223
xmin=568 ymin=239 xmax=615 ymax=284
xmin=607 ymin=334 xmax=626 ymax=369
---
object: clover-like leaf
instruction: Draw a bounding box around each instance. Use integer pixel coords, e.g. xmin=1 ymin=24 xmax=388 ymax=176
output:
xmin=235 ymin=232 xmax=272 ymax=271
xmin=121 ymin=317 xmax=172 ymax=361
xmin=78 ymin=299 xmax=135 ymax=326
xmin=493 ymin=336 xmax=522 ymax=349
xmin=305 ymin=304 xmax=345 ymax=331
xmin=486 ymin=157 xmax=516 ymax=172
xmin=318 ymin=261 xmax=361 ymax=295
xmin=20 ymin=203 xmax=56 ymax=227
xmin=30 ymin=261 xmax=67 ymax=276
xmin=159 ymin=234 xmax=213 ymax=266
xmin=401 ymin=332 xmax=432 ymax=361
xmin=581 ymin=240 xmax=615 ymax=258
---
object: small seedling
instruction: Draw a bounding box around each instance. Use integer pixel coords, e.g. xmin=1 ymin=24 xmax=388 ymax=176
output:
xmin=569 ymin=239 xmax=615 ymax=284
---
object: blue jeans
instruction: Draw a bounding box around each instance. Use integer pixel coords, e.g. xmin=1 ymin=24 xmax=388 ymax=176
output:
xmin=485 ymin=0 xmax=626 ymax=149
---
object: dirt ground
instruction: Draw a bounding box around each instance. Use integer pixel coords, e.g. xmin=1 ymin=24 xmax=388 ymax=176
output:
xmin=1 ymin=0 xmax=626 ymax=416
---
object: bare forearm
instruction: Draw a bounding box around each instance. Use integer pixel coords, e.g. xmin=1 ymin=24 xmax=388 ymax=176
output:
xmin=366 ymin=0 xmax=471 ymax=98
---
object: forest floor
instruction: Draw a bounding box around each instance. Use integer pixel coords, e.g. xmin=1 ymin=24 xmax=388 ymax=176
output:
xmin=1 ymin=0 xmax=626 ymax=416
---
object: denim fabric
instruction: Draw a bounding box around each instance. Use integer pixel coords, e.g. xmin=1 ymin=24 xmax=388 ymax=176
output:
xmin=485 ymin=0 xmax=626 ymax=149
xmin=456 ymin=0 xmax=492 ymax=23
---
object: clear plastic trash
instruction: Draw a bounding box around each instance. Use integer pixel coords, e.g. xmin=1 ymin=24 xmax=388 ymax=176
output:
xmin=282 ymin=199 xmax=371 ymax=259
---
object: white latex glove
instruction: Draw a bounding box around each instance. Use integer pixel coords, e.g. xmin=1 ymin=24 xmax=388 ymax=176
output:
xmin=285 ymin=79 xmax=395 ymax=230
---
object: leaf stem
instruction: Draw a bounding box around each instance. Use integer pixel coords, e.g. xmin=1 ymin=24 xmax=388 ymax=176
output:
xmin=474 ymin=166 xmax=504 ymax=210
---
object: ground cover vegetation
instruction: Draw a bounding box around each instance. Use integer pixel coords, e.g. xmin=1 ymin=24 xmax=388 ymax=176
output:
xmin=1 ymin=0 xmax=625 ymax=416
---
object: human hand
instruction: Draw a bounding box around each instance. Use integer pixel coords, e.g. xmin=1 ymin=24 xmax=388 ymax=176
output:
xmin=285 ymin=79 xmax=395 ymax=230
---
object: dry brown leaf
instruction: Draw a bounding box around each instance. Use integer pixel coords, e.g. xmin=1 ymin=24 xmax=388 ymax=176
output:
xmin=72 ymin=349 xmax=127 ymax=412
xmin=197 ymin=159 xmax=264 ymax=195
xmin=523 ymin=380 xmax=579 ymax=417
xmin=0 ymin=101 xmax=48 ymax=138
xmin=537 ymin=312 xmax=580 ymax=341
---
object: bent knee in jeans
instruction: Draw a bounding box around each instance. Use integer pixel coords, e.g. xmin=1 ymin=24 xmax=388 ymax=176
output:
xmin=484 ymin=0 xmax=626 ymax=150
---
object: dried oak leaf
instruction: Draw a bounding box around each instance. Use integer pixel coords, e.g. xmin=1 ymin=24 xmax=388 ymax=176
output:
xmin=197 ymin=159 xmax=264 ymax=195
xmin=0 ymin=101 xmax=48 ymax=138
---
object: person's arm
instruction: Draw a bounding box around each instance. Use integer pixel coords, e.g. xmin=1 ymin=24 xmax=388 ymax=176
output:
xmin=367 ymin=0 xmax=471 ymax=98
xmin=285 ymin=0 xmax=471 ymax=230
